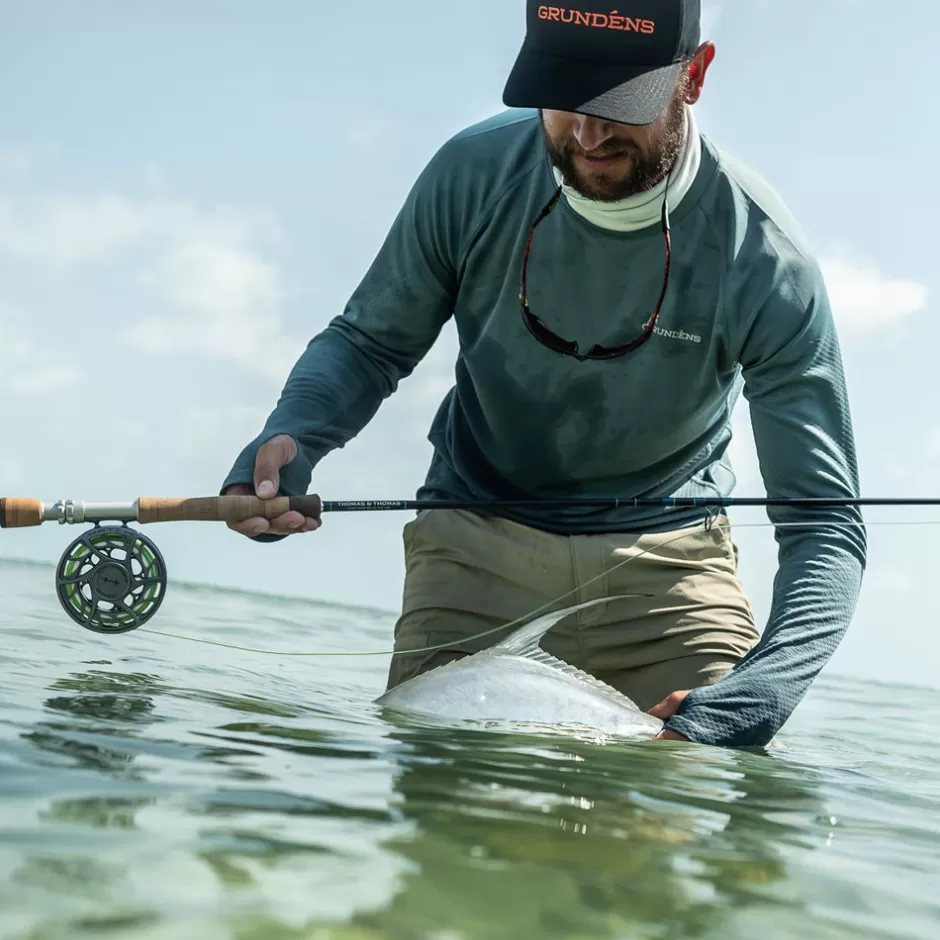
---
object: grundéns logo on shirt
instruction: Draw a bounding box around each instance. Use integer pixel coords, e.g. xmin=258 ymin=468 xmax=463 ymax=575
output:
xmin=653 ymin=326 xmax=702 ymax=345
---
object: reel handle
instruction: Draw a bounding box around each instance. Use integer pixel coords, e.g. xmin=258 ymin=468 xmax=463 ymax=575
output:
xmin=137 ymin=495 xmax=324 ymax=524
xmin=0 ymin=498 xmax=44 ymax=528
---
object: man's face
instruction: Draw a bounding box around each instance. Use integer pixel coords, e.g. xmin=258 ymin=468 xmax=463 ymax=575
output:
xmin=540 ymin=72 xmax=690 ymax=202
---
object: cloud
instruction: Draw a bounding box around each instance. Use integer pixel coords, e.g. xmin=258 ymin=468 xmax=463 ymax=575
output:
xmin=8 ymin=367 xmax=80 ymax=396
xmin=0 ymin=191 xmax=301 ymax=382
xmin=178 ymin=405 xmax=270 ymax=452
xmin=125 ymin=219 xmax=305 ymax=383
xmin=0 ymin=147 xmax=31 ymax=176
xmin=0 ymin=306 xmax=82 ymax=397
xmin=0 ymin=194 xmax=153 ymax=265
xmin=820 ymin=254 xmax=928 ymax=339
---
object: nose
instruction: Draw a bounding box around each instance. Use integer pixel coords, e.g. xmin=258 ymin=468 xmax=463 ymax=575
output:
xmin=571 ymin=115 xmax=617 ymax=153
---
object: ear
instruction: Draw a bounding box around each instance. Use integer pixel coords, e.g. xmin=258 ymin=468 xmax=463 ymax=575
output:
xmin=685 ymin=42 xmax=716 ymax=105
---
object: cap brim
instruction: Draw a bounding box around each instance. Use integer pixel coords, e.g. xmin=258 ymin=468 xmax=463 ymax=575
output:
xmin=502 ymin=45 xmax=682 ymax=127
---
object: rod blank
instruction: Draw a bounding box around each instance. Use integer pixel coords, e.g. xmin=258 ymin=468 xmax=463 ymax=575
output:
xmin=3 ymin=494 xmax=939 ymax=531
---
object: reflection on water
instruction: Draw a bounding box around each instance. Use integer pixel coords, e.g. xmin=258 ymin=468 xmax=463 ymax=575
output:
xmin=40 ymin=796 xmax=152 ymax=831
xmin=23 ymin=671 xmax=164 ymax=785
xmin=349 ymin=727 xmax=817 ymax=940
xmin=1 ymin=560 xmax=939 ymax=939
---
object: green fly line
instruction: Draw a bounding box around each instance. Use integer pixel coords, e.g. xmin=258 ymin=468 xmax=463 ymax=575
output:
xmin=136 ymin=516 xmax=924 ymax=659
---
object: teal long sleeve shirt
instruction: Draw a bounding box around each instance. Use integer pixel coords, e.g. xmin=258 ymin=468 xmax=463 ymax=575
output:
xmin=223 ymin=110 xmax=867 ymax=748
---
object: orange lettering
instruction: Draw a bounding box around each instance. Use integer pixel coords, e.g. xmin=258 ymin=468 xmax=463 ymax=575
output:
xmin=541 ymin=8 xmax=655 ymax=34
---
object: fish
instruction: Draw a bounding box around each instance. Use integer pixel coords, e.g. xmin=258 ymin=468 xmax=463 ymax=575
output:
xmin=375 ymin=597 xmax=665 ymax=742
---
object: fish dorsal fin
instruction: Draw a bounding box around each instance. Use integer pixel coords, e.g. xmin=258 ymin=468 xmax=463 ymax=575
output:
xmin=495 ymin=596 xmax=640 ymax=657
xmin=519 ymin=647 xmax=646 ymax=706
xmin=493 ymin=596 xmax=651 ymax=712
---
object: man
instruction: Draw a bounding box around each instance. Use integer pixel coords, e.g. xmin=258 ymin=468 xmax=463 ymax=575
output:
xmin=222 ymin=0 xmax=867 ymax=748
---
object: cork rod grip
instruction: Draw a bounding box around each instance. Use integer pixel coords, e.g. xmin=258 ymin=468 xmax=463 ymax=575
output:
xmin=0 ymin=498 xmax=44 ymax=528
xmin=137 ymin=495 xmax=323 ymax=524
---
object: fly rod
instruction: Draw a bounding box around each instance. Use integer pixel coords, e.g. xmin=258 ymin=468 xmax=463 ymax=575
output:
xmin=2 ymin=493 xmax=936 ymax=636
xmin=3 ymin=494 xmax=940 ymax=529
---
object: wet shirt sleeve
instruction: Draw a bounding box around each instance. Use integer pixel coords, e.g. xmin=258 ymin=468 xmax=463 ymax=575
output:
xmin=667 ymin=251 xmax=867 ymax=748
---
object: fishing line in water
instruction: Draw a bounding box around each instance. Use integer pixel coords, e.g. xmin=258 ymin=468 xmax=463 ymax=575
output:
xmin=136 ymin=516 xmax=933 ymax=659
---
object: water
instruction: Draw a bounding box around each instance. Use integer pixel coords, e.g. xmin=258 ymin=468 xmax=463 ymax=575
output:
xmin=1 ymin=557 xmax=938 ymax=940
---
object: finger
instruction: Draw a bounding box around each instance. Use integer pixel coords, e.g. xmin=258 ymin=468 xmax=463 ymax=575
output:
xmin=228 ymin=516 xmax=271 ymax=537
xmin=228 ymin=512 xmax=320 ymax=539
xmin=269 ymin=518 xmax=320 ymax=535
xmin=647 ymin=694 xmax=675 ymax=719
xmin=224 ymin=485 xmax=255 ymax=532
xmin=228 ymin=512 xmax=298 ymax=537
xmin=654 ymin=729 xmax=691 ymax=742
xmin=264 ymin=511 xmax=309 ymax=534
xmin=254 ymin=435 xmax=298 ymax=499
xmin=261 ymin=516 xmax=321 ymax=534
xmin=648 ymin=691 xmax=690 ymax=720
xmin=648 ymin=700 xmax=672 ymax=720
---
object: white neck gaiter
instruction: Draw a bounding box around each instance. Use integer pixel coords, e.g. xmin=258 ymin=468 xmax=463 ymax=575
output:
xmin=552 ymin=106 xmax=702 ymax=233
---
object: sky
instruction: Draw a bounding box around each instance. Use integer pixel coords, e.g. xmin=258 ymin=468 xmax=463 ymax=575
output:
xmin=1 ymin=0 xmax=937 ymax=691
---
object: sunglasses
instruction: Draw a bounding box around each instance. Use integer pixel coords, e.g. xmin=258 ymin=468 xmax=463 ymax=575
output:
xmin=519 ymin=183 xmax=673 ymax=362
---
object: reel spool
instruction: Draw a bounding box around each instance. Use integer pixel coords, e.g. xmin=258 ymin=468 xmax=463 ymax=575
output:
xmin=55 ymin=525 xmax=167 ymax=634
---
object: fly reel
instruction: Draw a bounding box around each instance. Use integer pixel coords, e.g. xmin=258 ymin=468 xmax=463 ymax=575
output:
xmin=55 ymin=524 xmax=167 ymax=634
xmin=1 ymin=492 xmax=324 ymax=636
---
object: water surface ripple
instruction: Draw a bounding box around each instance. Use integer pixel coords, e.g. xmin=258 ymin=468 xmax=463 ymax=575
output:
xmin=1 ymin=559 xmax=938 ymax=939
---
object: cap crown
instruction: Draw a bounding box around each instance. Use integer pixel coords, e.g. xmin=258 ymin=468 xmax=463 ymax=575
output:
xmin=525 ymin=1 xmax=701 ymax=67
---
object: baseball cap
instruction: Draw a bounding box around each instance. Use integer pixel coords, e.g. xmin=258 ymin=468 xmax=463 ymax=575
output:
xmin=502 ymin=0 xmax=701 ymax=126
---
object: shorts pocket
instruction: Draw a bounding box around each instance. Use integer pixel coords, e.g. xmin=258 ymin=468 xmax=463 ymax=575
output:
xmin=402 ymin=509 xmax=431 ymax=554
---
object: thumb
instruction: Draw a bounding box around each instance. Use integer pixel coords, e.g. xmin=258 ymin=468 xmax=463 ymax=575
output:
xmin=254 ymin=435 xmax=298 ymax=499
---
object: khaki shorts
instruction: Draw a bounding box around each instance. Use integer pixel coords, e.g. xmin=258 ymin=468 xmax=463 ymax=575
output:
xmin=386 ymin=509 xmax=760 ymax=712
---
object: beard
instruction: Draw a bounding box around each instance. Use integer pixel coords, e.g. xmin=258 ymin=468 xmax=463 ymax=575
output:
xmin=540 ymin=78 xmax=689 ymax=203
